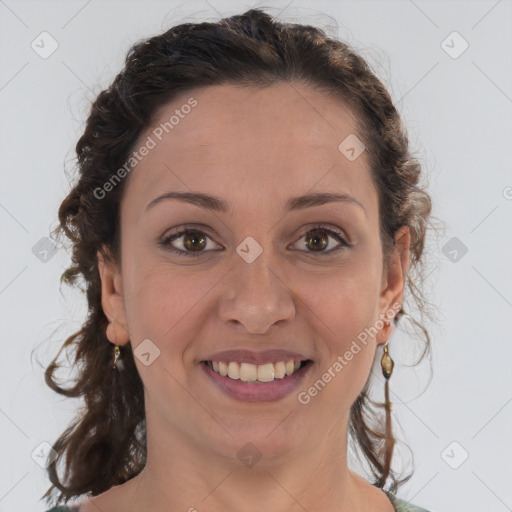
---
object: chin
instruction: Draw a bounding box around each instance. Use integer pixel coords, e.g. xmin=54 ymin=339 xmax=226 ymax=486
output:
xmin=208 ymin=418 xmax=306 ymax=466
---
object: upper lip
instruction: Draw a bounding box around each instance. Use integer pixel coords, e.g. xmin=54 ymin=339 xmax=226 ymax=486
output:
xmin=201 ymin=349 xmax=309 ymax=365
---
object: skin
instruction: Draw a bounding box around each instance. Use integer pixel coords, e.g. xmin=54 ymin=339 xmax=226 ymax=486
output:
xmin=89 ymin=82 xmax=410 ymax=512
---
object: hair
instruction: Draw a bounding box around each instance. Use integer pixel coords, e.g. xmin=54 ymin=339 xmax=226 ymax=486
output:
xmin=42 ymin=7 xmax=440 ymax=508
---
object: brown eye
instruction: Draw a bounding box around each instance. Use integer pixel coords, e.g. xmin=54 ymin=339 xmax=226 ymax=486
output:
xmin=182 ymin=230 xmax=207 ymax=252
xmin=293 ymin=226 xmax=350 ymax=255
xmin=161 ymin=229 xmax=220 ymax=257
xmin=305 ymin=229 xmax=329 ymax=252
xmin=161 ymin=225 xmax=350 ymax=258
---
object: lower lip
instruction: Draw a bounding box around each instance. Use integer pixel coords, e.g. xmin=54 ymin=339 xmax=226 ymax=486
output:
xmin=200 ymin=361 xmax=313 ymax=402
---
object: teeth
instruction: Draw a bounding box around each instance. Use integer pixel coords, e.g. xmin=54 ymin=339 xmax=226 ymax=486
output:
xmin=219 ymin=361 xmax=228 ymax=377
xmin=257 ymin=363 xmax=274 ymax=382
xmin=227 ymin=362 xmax=239 ymax=379
xmin=208 ymin=359 xmax=306 ymax=383
xmin=274 ymin=361 xmax=286 ymax=379
xmin=240 ymin=362 xmax=257 ymax=382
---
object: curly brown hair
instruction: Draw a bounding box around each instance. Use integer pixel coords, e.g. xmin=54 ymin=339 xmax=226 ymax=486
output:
xmin=42 ymin=7 xmax=441 ymax=508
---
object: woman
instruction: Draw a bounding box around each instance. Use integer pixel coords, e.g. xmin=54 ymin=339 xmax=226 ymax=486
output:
xmin=42 ymin=8 xmax=436 ymax=512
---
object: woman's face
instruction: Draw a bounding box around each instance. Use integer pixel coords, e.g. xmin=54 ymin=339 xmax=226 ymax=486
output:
xmin=98 ymin=82 xmax=409 ymax=464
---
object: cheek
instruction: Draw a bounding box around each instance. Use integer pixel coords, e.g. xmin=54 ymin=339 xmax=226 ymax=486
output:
xmin=297 ymin=262 xmax=380 ymax=333
xmin=122 ymin=254 xmax=226 ymax=359
xmin=296 ymin=269 xmax=379 ymax=398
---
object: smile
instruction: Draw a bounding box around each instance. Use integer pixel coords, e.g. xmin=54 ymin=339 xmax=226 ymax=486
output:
xmin=200 ymin=359 xmax=314 ymax=402
xmin=204 ymin=359 xmax=310 ymax=383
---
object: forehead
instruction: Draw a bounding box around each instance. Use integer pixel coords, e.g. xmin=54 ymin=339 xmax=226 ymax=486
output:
xmin=122 ymin=82 xmax=376 ymax=216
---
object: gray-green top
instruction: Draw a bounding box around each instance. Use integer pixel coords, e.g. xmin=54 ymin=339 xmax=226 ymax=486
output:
xmin=44 ymin=492 xmax=431 ymax=511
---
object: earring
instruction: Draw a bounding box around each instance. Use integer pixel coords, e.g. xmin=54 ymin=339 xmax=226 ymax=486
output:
xmin=381 ymin=326 xmax=394 ymax=380
xmin=109 ymin=319 xmax=123 ymax=372
xmin=112 ymin=344 xmax=121 ymax=371
xmin=380 ymin=321 xmax=395 ymax=475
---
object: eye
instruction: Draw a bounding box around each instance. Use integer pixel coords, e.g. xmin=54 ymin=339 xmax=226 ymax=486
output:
xmin=160 ymin=223 xmax=351 ymax=258
xmin=160 ymin=227 xmax=222 ymax=257
xmin=291 ymin=224 xmax=351 ymax=255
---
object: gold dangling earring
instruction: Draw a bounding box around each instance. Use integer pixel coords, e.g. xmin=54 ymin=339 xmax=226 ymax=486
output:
xmin=109 ymin=319 xmax=122 ymax=372
xmin=112 ymin=344 xmax=121 ymax=371
xmin=380 ymin=321 xmax=395 ymax=481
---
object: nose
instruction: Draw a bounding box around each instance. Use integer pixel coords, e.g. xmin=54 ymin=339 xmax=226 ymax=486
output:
xmin=217 ymin=246 xmax=296 ymax=334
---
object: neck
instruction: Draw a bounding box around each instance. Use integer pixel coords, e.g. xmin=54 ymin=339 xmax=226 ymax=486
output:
xmin=121 ymin=408 xmax=369 ymax=512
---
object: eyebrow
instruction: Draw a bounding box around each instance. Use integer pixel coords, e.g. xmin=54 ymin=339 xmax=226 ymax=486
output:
xmin=144 ymin=191 xmax=367 ymax=217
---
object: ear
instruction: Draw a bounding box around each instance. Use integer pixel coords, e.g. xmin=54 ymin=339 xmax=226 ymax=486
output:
xmin=97 ymin=247 xmax=130 ymax=346
xmin=376 ymin=225 xmax=410 ymax=344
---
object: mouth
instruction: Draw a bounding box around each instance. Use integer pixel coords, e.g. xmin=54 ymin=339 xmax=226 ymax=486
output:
xmin=200 ymin=359 xmax=314 ymax=402
xmin=201 ymin=359 xmax=312 ymax=383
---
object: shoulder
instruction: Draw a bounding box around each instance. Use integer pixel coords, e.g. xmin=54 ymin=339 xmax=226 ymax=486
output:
xmin=385 ymin=491 xmax=433 ymax=511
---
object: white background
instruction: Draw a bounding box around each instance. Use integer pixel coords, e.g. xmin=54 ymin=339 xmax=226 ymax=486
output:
xmin=0 ymin=1 xmax=511 ymax=511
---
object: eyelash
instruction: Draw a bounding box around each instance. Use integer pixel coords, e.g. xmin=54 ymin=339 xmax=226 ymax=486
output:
xmin=159 ymin=223 xmax=351 ymax=258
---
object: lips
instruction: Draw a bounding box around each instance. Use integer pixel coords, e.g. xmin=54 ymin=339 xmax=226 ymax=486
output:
xmin=198 ymin=348 xmax=313 ymax=401
xmin=200 ymin=358 xmax=313 ymax=402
